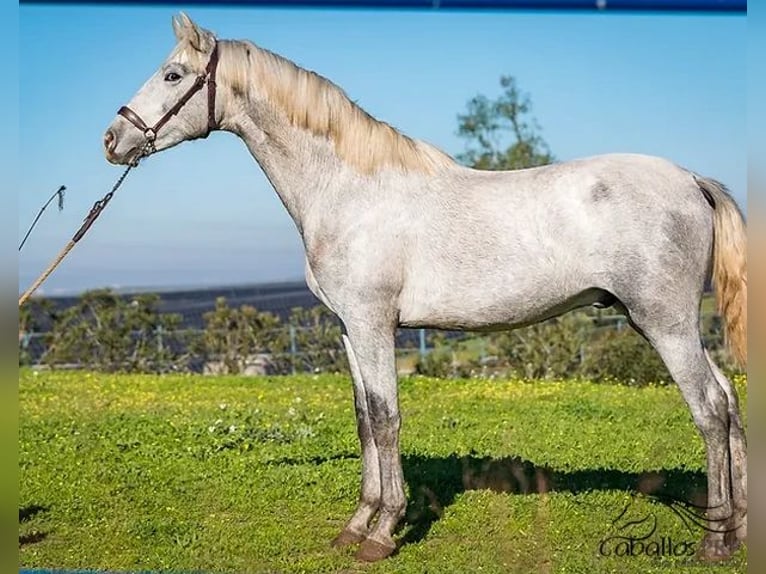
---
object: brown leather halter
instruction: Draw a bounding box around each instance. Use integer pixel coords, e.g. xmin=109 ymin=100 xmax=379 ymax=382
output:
xmin=118 ymin=41 xmax=220 ymax=145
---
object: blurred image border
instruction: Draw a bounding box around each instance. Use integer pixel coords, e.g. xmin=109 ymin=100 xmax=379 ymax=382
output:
xmin=5 ymin=1 xmax=20 ymax=572
xmin=748 ymin=1 xmax=764 ymax=572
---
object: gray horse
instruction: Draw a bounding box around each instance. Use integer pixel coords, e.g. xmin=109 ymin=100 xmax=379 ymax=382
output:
xmin=104 ymin=13 xmax=747 ymax=563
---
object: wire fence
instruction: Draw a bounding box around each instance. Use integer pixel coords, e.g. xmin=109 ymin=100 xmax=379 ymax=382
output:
xmin=19 ymin=313 xmax=726 ymax=375
xmin=20 ymin=325 xmax=438 ymax=371
xmin=18 ymin=285 xmax=728 ymax=382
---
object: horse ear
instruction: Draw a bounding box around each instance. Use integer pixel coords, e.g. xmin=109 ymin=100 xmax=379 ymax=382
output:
xmin=172 ymin=13 xmax=187 ymax=43
xmin=172 ymin=12 xmax=215 ymax=53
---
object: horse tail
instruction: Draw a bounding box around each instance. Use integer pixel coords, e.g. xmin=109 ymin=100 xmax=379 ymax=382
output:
xmin=694 ymin=175 xmax=747 ymax=367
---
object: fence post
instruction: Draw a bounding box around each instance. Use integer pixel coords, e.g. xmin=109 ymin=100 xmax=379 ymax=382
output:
xmin=289 ymin=324 xmax=297 ymax=375
xmin=156 ymin=325 xmax=164 ymax=354
xmin=419 ymin=328 xmax=427 ymax=358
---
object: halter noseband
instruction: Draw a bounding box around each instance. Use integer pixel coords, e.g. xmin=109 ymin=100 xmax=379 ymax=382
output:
xmin=118 ymin=41 xmax=220 ymax=146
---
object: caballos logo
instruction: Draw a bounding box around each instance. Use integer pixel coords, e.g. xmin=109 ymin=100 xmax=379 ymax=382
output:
xmin=598 ymin=494 xmax=736 ymax=558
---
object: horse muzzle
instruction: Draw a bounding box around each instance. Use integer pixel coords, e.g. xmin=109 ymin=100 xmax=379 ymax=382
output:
xmin=103 ymin=125 xmax=145 ymax=166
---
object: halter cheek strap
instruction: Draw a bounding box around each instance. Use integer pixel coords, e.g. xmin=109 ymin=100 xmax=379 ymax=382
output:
xmin=118 ymin=41 xmax=220 ymax=144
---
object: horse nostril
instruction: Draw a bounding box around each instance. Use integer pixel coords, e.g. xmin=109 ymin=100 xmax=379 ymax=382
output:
xmin=104 ymin=129 xmax=116 ymax=152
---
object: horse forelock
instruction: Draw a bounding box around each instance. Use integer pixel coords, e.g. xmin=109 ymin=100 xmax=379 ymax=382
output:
xmin=211 ymin=39 xmax=455 ymax=175
xmin=170 ymin=39 xmax=206 ymax=69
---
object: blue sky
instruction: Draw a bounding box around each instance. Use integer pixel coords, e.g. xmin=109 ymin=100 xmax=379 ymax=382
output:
xmin=18 ymin=5 xmax=745 ymax=295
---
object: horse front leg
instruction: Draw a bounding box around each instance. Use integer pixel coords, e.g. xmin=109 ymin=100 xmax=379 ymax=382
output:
xmin=331 ymin=333 xmax=382 ymax=548
xmin=342 ymin=318 xmax=405 ymax=562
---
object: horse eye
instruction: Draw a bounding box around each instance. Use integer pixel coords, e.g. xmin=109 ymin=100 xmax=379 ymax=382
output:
xmin=164 ymin=72 xmax=181 ymax=82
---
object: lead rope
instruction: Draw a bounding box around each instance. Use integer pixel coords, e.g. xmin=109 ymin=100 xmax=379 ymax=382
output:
xmin=18 ymin=141 xmax=153 ymax=307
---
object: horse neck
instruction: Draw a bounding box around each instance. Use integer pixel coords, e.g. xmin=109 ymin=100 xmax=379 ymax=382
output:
xmin=225 ymin=102 xmax=359 ymax=234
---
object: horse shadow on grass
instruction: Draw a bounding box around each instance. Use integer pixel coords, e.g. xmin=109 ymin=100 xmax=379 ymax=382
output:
xmin=271 ymin=452 xmax=707 ymax=548
xmin=398 ymin=454 xmax=707 ymax=545
xmin=19 ymin=504 xmax=49 ymax=546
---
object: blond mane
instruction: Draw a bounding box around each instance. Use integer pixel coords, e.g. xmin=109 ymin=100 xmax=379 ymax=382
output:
xmin=187 ymin=39 xmax=456 ymax=175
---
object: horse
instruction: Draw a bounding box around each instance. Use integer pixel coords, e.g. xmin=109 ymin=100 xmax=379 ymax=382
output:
xmin=104 ymin=13 xmax=747 ymax=563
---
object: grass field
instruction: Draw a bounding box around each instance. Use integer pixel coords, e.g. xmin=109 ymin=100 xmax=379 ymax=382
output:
xmin=19 ymin=370 xmax=747 ymax=573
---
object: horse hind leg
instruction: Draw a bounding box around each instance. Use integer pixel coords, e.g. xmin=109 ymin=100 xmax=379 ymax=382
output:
xmin=624 ymin=309 xmax=734 ymax=561
xmin=705 ymin=350 xmax=747 ymax=549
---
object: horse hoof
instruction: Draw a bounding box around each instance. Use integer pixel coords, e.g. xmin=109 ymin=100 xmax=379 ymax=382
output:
xmin=355 ymin=538 xmax=396 ymax=562
xmin=331 ymin=527 xmax=367 ymax=548
xmin=698 ymin=535 xmax=732 ymax=562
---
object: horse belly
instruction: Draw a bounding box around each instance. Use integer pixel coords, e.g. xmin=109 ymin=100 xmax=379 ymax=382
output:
xmin=397 ymin=265 xmax=597 ymax=331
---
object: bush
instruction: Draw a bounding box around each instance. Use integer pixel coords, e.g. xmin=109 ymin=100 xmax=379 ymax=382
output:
xmin=287 ymin=306 xmax=347 ymax=374
xmin=414 ymin=347 xmax=453 ymax=378
xmin=19 ymin=299 xmax=55 ymax=366
xmin=194 ymin=297 xmax=288 ymax=375
xmin=492 ymin=312 xmax=593 ymax=380
xmin=413 ymin=332 xmax=487 ymax=379
xmin=413 ymin=332 xmax=456 ymax=378
xmin=583 ymin=328 xmax=672 ymax=386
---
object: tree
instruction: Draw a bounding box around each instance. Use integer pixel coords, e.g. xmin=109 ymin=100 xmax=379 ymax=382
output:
xmin=457 ymin=75 xmax=553 ymax=170
xmin=44 ymin=289 xmax=187 ymax=372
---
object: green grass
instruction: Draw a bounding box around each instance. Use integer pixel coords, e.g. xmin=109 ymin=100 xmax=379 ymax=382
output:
xmin=19 ymin=370 xmax=747 ymax=573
